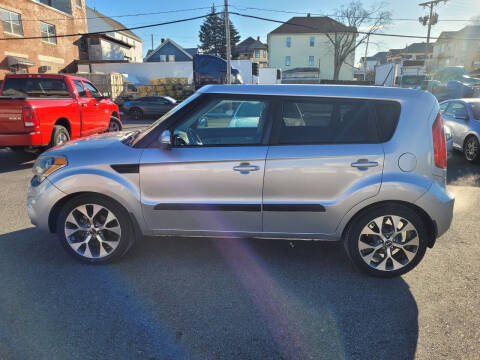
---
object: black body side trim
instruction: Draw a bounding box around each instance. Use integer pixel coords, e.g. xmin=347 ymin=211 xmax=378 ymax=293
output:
xmin=154 ymin=203 xmax=261 ymax=211
xmin=110 ymin=164 xmax=139 ymax=174
xmin=263 ymin=204 xmax=326 ymax=212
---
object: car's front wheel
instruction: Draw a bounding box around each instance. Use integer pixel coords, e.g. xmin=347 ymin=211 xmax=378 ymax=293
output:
xmin=129 ymin=107 xmax=143 ymax=120
xmin=463 ymin=135 xmax=480 ymax=163
xmin=56 ymin=194 xmax=135 ymax=263
xmin=107 ymin=117 xmax=122 ymax=132
xmin=344 ymin=204 xmax=428 ymax=277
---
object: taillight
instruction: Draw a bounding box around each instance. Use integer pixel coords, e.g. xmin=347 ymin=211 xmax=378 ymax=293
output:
xmin=22 ymin=106 xmax=39 ymax=128
xmin=432 ymin=112 xmax=447 ymax=169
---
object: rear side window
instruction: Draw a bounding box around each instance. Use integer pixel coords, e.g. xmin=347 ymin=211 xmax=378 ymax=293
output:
xmin=373 ymin=101 xmax=401 ymax=142
xmin=73 ymin=80 xmax=87 ymax=97
xmin=2 ymin=77 xmax=70 ymax=98
xmin=278 ymin=99 xmax=377 ymax=144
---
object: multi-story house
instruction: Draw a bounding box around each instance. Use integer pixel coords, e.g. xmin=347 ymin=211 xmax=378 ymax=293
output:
xmin=0 ymin=0 xmax=87 ymax=76
xmin=85 ymin=7 xmax=143 ymax=63
xmin=432 ymin=26 xmax=480 ymax=73
xmin=267 ymin=15 xmax=355 ymax=81
xmin=233 ymin=37 xmax=268 ymax=68
xmin=144 ymin=38 xmax=198 ymax=63
xmin=386 ymin=43 xmax=433 ymax=64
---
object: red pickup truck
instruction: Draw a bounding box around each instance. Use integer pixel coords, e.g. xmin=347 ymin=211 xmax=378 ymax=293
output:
xmin=0 ymin=74 xmax=121 ymax=152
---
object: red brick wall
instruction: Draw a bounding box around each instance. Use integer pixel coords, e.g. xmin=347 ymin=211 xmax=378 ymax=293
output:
xmin=0 ymin=0 xmax=87 ymax=77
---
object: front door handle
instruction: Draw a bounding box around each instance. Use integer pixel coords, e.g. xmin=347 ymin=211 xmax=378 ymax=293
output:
xmin=351 ymin=159 xmax=379 ymax=168
xmin=233 ymin=163 xmax=260 ymax=173
xmin=81 ymin=103 xmax=87 ymax=107
xmin=94 ymin=103 xmax=99 ymax=107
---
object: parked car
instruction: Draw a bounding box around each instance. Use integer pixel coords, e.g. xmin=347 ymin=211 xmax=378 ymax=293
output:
xmin=0 ymin=74 xmax=121 ymax=152
xmin=123 ymin=96 xmax=177 ymax=120
xmin=440 ymin=98 xmax=480 ymax=162
xmin=27 ymin=85 xmax=454 ymax=277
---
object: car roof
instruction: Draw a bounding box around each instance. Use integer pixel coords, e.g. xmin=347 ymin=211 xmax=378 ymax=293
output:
xmin=198 ymin=84 xmax=434 ymax=102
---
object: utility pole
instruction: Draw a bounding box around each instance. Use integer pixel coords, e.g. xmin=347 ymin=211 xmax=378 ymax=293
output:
xmin=363 ymin=34 xmax=370 ymax=81
xmin=151 ymin=34 xmax=154 ymax=50
xmin=418 ymin=0 xmax=447 ymax=45
xmin=224 ymin=0 xmax=231 ymax=84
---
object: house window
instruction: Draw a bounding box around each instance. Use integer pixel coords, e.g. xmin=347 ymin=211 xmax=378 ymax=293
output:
xmin=263 ymin=50 xmax=266 ymax=57
xmin=286 ymin=37 xmax=291 ymax=48
xmin=255 ymin=50 xmax=260 ymax=58
xmin=41 ymin=22 xmax=56 ymax=44
xmin=309 ymin=56 xmax=314 ymax=66
xmin=285 ymin=56 xmax=291 ymax=66
xmin=75 ymin=0 xmax=82 ymax=7
xmin=1 ymin=8 xmax=23 ymax=36
xmin=168 ymin=55 xmax=175 ymax=62
xmin=159 ymin=55 xmax=167 ymax=62
xmin=310 ymin=36 xmax=314 ymax=47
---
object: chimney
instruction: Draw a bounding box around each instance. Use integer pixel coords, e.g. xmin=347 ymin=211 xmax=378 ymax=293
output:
xmin=307 ymin=13 xmax=311 ymax=17
xmin=257 ymin=36 xmax=260 ymax=41
xmin=161 ymin=38 xmax=165 ymax=43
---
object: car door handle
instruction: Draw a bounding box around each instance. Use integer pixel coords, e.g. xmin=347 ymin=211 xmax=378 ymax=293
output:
xmin=351 ymin=160 xmax=379 ymax=168
xmin=233 ymin=163 xmax=260 ymax=173
xmin=94 ymin=103 xmax=99 ymax=107
xmin=81 ymin=103 xmax=87 ymax=107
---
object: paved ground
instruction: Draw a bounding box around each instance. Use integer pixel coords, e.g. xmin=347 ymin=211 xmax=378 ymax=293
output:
xmin=0 ymin=125 xmax=479 ymax=359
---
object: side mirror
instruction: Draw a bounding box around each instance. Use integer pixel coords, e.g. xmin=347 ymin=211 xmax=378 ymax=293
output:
xmin=159 ymin=130 xmax=172 ymax=149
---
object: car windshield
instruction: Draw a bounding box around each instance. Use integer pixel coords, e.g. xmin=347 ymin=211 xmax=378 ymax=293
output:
xmin=131 ymin=92 xmax=200 ymax=145
xmin=470 ymin=102 xmax=480 ymax=120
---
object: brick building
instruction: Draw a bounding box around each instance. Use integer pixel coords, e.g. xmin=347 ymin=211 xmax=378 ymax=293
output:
xmin=0 ymin=0 xmax=87 ymax=77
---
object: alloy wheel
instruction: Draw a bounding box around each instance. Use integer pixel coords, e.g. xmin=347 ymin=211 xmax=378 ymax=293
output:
xmin=64 ymin=204 xmax=121 ymax=259
xmin=465 ymin=137 xmax=478 ymax=161
xmin=56 ymin=132 xmax=68 ymax=145
xmin=108 ymin=120 xmax=120 ymax=132
xmin=358 ymin=215 xmax=419 ymax=272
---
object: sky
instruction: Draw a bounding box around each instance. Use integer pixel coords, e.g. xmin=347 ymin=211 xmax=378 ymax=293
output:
xmin=86 ymin=0 xmax=480 ymax=63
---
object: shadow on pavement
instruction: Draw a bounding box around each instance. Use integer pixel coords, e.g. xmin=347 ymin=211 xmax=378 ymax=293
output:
xmin=0 ymin=228 xmax=418 ymax=360
xmin=0 ymin=149 xmax=37 ymax=174
xmin=447 ymin=151 xmax=480 ymax=186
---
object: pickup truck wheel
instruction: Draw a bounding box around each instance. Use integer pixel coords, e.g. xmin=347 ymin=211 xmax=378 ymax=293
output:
xmin=50 ymin=125 xmax=70 ymax=147
xmin=129 ymin=108 xmax=143 ymax=120
xmin=108 ymin=117 xmax=122 ymax=132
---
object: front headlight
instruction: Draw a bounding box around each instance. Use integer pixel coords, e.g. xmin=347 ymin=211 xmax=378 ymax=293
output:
xmin=444 ymin=126 xmax=452 ymax=141
xmin=31 ymin=155 xmax=67 ymax=185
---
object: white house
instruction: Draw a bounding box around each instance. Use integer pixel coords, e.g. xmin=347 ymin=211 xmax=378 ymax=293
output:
xmin=86 ymin=7 xmax=143 ymax=63
xmin=268 ymin=15 xmax=355 ymax=81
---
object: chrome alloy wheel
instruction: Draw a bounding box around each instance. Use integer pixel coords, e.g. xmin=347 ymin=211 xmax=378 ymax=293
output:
xmin=465 ymin=137 xmax=478 ymax=161
xmin=56 ymin=132 xmax=68 ymax=145
xmin=358 ymin=215 xmax=419 ymax=272
xmin=64 ymin=204 xmax=121 ymax=259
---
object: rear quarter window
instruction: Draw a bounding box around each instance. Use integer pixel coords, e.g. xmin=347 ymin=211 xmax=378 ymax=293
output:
xmin=373 ymin=101 xmax=401 ymax=142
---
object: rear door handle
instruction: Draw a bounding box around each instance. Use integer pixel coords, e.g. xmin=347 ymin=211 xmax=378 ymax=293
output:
xmin=94 ymin=103 xmax=99 ymax=107
xmin=351 ymin=160 xmax=379 ymax=168
xmin=233 ymin=163 xmax=260 ymax=173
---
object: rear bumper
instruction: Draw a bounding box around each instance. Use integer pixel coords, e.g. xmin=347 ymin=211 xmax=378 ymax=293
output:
xmin=415 ymin=182 xmax=455 ymax=239
xmin=0 ymin=131 xmax=44 ymax=147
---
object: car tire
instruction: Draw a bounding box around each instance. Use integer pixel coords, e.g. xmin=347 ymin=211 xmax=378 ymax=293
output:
xmin=129 ymin=108 xmax=143 ymax=120
xmin=463 ymin=135 xmax=480 ymax=163
xmin=107 ymin=117 xmax=122 ymax=132
xmin=56 ymin=194 xmax=136 ymax=264
xmin=49 ymin=125 xmax=70 ymax=147
xmin=344 ymin=204 xmax=428 ymax=278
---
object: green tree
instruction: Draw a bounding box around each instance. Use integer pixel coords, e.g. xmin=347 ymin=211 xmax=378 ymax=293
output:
xmin=199 ymin=5 xmax=241 ymax=59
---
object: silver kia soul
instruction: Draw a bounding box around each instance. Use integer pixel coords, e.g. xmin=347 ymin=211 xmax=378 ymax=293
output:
xmin=27 ymin=85 xmax=454 ymax=277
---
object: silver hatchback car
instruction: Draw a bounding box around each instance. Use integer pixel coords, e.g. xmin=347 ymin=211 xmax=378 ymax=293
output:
xmin=440 ymin=98 xmax=480 ymax=162
xmin=27 ymin=85 xmax=454 ymax=277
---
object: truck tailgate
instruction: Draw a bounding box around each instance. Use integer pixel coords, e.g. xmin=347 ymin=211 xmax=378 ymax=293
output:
xmin=0 ymin=99 xmax=25 ymax=133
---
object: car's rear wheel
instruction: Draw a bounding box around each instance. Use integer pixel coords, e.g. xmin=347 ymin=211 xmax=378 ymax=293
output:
xmin=107 ymin=117 xmax=122 ymax=132
xmin=344 ymin=204 xmax=428 ymax=277
xmin=463 ymin=136 xmax=480 ymax=163
xmin=129 ymin=107 xmax=143 ymax=120
xmin=56 ymin=194 xmax=135 ymax=263
xmin=50 ymin=125 xmax=70 ymax=147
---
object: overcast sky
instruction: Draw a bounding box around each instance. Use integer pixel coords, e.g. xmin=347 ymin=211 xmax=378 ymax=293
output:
xmin=86 ymin=0 xmax=480 ymax=63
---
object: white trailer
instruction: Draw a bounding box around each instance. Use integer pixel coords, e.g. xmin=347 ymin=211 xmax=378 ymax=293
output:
xmin=375 ymin=63 xmax=398 ymax=86
xmin=257 ymin=68 xmax=282 ymax=84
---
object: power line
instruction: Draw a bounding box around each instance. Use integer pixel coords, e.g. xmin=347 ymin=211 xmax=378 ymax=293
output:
xmin=230 ymin=5 xmax=473 ymax=22
xmin=0 ymin=14 xmax=213 ymax=41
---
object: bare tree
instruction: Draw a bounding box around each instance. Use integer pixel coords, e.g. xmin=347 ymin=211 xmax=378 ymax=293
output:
xmin=325 ymin=1 xmax=391 ymax=80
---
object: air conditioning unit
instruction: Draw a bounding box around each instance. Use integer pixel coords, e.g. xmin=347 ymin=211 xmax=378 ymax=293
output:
xmin=39 ymin=65 xmax=52 ymax=73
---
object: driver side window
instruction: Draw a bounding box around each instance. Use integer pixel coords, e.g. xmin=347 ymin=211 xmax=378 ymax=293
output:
xmin=171 ymin=98 xmax=268 ymax=146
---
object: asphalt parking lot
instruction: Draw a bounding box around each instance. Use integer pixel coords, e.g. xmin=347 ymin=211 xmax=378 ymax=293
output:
xmin=0 ymin=122 xmax=479 ymax=360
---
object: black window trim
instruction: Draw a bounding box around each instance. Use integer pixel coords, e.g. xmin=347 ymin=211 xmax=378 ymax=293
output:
xmin=269 ymin=96 xmax=400 ymax=146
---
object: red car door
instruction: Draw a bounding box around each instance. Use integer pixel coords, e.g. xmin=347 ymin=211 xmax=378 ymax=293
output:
xmin=83 ymin=81 xmax=109 ymax=133
xmin=72 ymin=79 xmax=99 ymax=136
